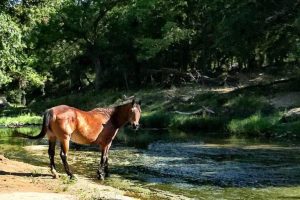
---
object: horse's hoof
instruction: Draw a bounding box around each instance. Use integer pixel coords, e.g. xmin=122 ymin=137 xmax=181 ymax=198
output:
xmin=52 ymin=173 xmax=59 ymax=179
xmin=97 ymin=174 xmax=105 ymax=181
xmin=51 ymin=169 xmax=59 ymax=179
xmin=70 ymin=174 xmax=77 ymax=180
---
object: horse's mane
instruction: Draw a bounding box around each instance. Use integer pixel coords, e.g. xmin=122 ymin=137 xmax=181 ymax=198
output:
xmin=93 ymin=107 xmax=115 ymax=118
xmin=93 ymin=100 xmax=132 ymax=117
xmin=109 ymin=97 xmax=135 ymax=108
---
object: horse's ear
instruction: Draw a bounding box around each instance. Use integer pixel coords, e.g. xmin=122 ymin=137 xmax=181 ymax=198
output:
xmin=131 ymin=99 xmax=135 ymax=106
xmin=138 ymin=100 xmax=141 ymax=105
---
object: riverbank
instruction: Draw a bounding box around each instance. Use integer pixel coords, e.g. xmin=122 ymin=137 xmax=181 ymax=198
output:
xmin=0 ymin=154 xmax=136 ymax=200
xmin=1 ymin=75 xmax=300 ymax=139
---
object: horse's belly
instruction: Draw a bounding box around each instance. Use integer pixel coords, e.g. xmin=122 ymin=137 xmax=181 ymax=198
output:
xmin=71 ymin=131 xmax=96 ymax=145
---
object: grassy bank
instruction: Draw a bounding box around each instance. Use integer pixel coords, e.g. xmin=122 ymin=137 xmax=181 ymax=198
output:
xmin=1 ymin=79 xmax=300 ymax=139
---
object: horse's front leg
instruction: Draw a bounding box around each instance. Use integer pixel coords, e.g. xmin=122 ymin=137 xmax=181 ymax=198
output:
xmin=104 ymin=142 xmax=112 ymax=178
xmin=60 ymin=139 xmax=74 ymax=179
xmin=97 ymin=143 xmax=111 ymax=180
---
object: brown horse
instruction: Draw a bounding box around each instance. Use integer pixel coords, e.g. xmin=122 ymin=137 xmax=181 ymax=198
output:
xmin=25 ymin=99 xmax=141 ymax=180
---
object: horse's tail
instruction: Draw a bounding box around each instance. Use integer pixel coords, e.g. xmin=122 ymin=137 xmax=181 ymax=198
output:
xmin=16 ymin=109 xmax=52 ymax=139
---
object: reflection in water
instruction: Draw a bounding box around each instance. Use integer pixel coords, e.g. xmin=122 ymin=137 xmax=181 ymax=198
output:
xmin=1 ymin=128 xmax=300 ymax=199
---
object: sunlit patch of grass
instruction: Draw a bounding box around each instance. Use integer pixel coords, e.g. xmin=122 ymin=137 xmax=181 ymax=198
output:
xmin=228 ymin=113 xmax=281 ymax=136
xmin=0 ymin=114 xmax=42 ymax=126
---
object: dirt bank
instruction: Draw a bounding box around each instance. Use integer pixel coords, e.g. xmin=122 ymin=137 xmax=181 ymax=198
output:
xmin=0 ymin=155 xmax=136 ymax=200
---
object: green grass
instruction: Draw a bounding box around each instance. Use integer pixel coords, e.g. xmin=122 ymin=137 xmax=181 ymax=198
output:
xmin=0 ymin=113 xmax=42 ymax=126
xmin=224 ymin=95 xmax=273 ymax=118
xmin=170 ymin=115 xmax=224 ymax=132
xmin=1 ymin=82 xmax=300 ymax=138
xmin=274 ymin=121 xmax=300 ymax=138
xmin=141 ymin=111 xmax=224 ymax=132
xmin=141 ymin=111 xmax=172 ymax=129
xmin=227 ymin=113 xmax=281 ymax=136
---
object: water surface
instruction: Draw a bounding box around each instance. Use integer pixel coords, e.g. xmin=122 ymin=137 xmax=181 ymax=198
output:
xmin=1 ymin=127 xmax=300 ymax=199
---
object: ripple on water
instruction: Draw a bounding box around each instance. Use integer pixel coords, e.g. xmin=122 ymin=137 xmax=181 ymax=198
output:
xmin=129 ymin=142 xmax=300 ymax=187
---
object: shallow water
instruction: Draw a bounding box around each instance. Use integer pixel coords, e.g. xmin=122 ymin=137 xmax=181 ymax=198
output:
xmin=1 ymin=128 xmax=300 ymax=199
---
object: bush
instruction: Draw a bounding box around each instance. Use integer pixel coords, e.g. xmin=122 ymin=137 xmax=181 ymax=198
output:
xmin=170 ymin=115 xmax=224 ymax=132
xmin=227 ymin=113 xmax=280 ymax=136
xmin=274 ymin=121 xmax=300 ymax=138
xmin=224 ymin=95 xmax=273 ymax=118
xmin=140 ymin=112 xmax=172 ymax=129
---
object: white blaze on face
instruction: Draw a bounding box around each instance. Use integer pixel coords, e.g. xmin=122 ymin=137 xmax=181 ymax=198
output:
xmin=130 ymin=107 xmax=140 ymax=127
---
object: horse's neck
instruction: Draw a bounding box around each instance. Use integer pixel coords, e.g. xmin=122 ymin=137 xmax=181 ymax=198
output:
xmin=93 ymin=108 xmax=115 ymax=121
xmin=111 ymin=105 xmax=130 ymax=128
xmin=93 ymin=105 xmax=130 ymax=128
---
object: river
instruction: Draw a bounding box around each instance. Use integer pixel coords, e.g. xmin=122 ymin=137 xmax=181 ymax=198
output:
xmin=1 ymin=127 xmax=300 ymax=199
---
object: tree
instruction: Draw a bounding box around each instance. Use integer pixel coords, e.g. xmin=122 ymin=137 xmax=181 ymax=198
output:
xmin=0 ymin=1 xmax=56 ymax=103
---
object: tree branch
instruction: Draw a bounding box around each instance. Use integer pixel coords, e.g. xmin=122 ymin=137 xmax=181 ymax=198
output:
xmin=174 ymin=106 xmax=215 ymax=115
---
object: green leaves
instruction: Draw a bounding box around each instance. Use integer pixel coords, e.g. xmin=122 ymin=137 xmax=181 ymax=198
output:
xmin=136 ymin=22 xmax=194 ymax=61
xmin=0 ymin=13 xmax=24 ymax=87
xmin=1 ymin=0 xmax=300 ymax=97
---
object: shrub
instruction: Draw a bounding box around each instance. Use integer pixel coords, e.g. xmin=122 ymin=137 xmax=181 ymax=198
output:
xmin=274 ymin=121 xmax=300 ymax=137
xmin=170 ymin=115 xmax=225 ymax=132
xmin=140 ymin=111 xmax=172 ymax=129
xmin=227 ymin=113 xmax=280 ymax=136
xmin=224 ymin=95 xmax=272 ymax=118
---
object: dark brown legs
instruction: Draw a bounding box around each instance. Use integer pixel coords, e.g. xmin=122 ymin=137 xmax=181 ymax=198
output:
xmin=48 ymin=140 xmax=59 ymax=178
xmin=97 ymin=143 xmax=111 ymax=180
xmin=60 ymin=140 xmax=74 ymax=179
xmin=49 ymin=138 xmax=112 ymax=180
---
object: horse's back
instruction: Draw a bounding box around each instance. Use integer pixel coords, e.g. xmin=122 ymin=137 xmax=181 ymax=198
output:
xmin=50 ymin=105 xmax=78 ymax=116
xmin=48 ymin=105 xmax=106 ymax=144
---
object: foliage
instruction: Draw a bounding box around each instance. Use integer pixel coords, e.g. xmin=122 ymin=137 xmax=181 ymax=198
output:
xmin=170 ymin=115 xmax=224 ymax=132
xmin=0 ymin=13 xmax=24 ymax=87
xmin=227 ymin=113 xmax=281 ymax=136
xmin=0 ymin=0 xmax=299 ymax=103
xmin=0 ymin=1 xmax=62 ymax=103
xmin=224 ymin=95 xmax=272 ymax=118
xmin=140 ymin=111 xmax=172 ymax=129
xmin=274 ymin=121 xmax=300 ymax=138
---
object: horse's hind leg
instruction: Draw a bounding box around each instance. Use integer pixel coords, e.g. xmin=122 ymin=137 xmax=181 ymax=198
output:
xmin=48 ymin=139 xmax=59 ymax=178
xmin=60 ymin=139 xmax=74 ymax=179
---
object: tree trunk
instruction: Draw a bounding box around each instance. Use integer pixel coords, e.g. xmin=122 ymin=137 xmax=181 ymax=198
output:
xmin=21 ymin=91 xmax=26 ymax=106
xmin=94 ymin=56 xmax=101 ymax=91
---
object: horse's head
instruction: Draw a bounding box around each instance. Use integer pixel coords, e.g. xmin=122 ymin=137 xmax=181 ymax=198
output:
xmin=129 ymin=99 xmax=141 ymax=130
